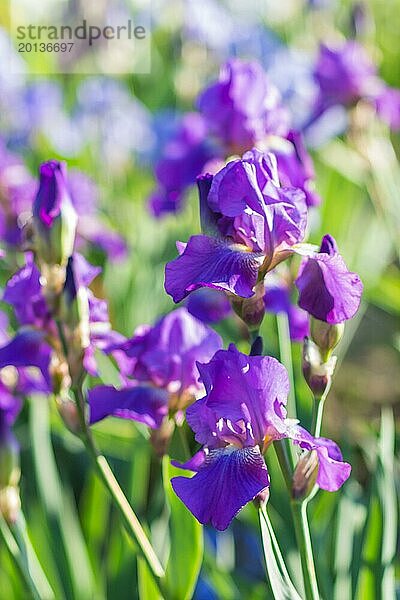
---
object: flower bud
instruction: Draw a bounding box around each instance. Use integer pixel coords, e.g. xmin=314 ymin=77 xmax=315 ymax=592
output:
xmin=310 ymin=317 xmax=344 ymax=361
xmin=254 ymin=487 xmax=270 ymax=509
xmin=33 ymin=160 xmax=77 ymax=269
xmin=56 ymin=397 xmax=82 ymax=435
xmin=230 ymin=282 xmax=265 ymax=331
xmin=59 ymin=256 xmax=90 ymax=383
xmin=292 ymin=450 xmax=318 ymax=501
xmin=150 ymin=418 xmax=175 ymax=457
xmin=0 ymin=485 xmax=21 ymax=523
xmin=302 ymin=337 xmax=337 ymax=399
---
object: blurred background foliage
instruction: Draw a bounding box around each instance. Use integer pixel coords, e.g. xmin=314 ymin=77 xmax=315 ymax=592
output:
xmin=0 ymin=0 xmax=399 ymax=598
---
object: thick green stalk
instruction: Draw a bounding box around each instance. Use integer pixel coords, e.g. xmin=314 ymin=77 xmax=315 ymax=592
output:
xmin=276 ymin=313 xmax=296 ymax=418
xmin=73 ymin=384 xmax=166 ymax=585
xmin=291 ymin=501 xmax=320 ymax=600
xmin=56 ymin=319 xmax=166 ymax=593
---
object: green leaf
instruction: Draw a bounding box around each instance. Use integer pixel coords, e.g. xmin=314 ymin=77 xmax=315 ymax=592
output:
xmin=29 ymin=395 xmax=98 ymax=600
xmin=259 ymin=506 xmax=302 ymax=600
xmin=355 ymin=408 xmax=397 ymax=600
xmin=162 ymin=456 xmax=203 ymax=600
xmin=138 ymin=557 xmax=162 ymax=600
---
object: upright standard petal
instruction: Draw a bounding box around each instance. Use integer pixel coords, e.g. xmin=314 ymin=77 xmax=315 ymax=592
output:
xmin=88 ymin=385 xmax=169 ymax=429
xmin=165 ymin=235 xmax=261 ymax=303
xmin=171 ymin=446 xmax=269 ymax=530
xmin=196 ymin=345 xmax=290 ymax=444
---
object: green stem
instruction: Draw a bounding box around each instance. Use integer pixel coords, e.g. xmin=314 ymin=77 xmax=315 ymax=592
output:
xmin=276 ymin=313 xmax=296 ymax=418
xmin=291 ymin=501 xmax=320 ymax=600
xmin=311 ymin=380 xmax=332 ymax=438
xmin=274 ymin=439 xmax=294 ymax=489
xmin=311 ymin=397 xmax=325 ymax=438
xmin=0 ymin=513 xmax=44 ymax=600
xmin=73 ymin=385 xmax=166 ymax=584
xmin=56 ymin=319 xmax=166 ymax=593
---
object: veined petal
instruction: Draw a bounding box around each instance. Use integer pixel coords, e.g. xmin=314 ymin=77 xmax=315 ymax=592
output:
xmin=171 ymin=446 xmax=269 ymax=530
xmin=296 ymin=251 xmax=363 ymax=323
xmin=88 ymin=384 xmax=168 ymax=429
xmin=165 ymin=235 xmax=261 ymax=303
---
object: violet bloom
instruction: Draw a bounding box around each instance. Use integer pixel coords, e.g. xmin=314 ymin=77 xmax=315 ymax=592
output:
xmin=295 ymin=234 xmax=363 ymax=324
xmin=171 ymin=345 xmax=351 ymax=530
xmin=313 ymin=41 xmax=380 ymax=109
xmin=312 ymin=41 xmax=400 ymax=131
xmin=197 ymin=59 xmax=290 ymax=154
xmin=186 ymin=289 xmax=232 ymax=324
xmin=264 ymin=283 xmax=309 ymax=342
xmin=149 ymin=113 xmax=216 ymax=217
xmin=165 ymin=149 xmax=307 ymax=303
xmin=88 ymin=307 xmax=222 ymax=428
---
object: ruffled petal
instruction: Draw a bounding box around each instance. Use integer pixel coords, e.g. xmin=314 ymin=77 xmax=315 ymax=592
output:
xmin=0 ymin=330 xmax=51 ymax=385
xmin=196 ymin=345 xmax=289 ymax=444
xmin=165 ymin=235 xmax=261 ymax=303
xmin=171 ymin=446 xmax=269 ymax=530
xmin=88 ymin=385 xmax=168 ymax=429
xmin=295 ymin=250 xmax=363 ymax=323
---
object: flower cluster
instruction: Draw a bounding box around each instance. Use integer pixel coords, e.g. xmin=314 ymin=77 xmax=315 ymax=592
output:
xmin=88 ymin=307 xmax=222 ymax=444
xmin=0 ymin=160 xmax=122 ymax=432
xmin=149 ymin=58 xmax=320 ymax=216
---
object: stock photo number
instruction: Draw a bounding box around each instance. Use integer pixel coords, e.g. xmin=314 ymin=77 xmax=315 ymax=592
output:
xmin=18 ymin=42 xmax=74 ymax=52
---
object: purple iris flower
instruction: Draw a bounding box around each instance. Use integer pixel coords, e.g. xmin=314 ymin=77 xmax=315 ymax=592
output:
xmin=264 ymin=283 xmax=309 ymax=342
xmin=171 ymin=345 xmax=351 ymax=530
xmin=186 ymin=289 xmax=232 ymax=324
xmin=88 ymin=307 xmax=222 ymax=428
xmin=165 ymin=149 xmax=307 ymax=303
xmin=313 ymin=41 xmax=380 ymax=109
xmin=295 ymin=234 xmax=363 ymax=324
xmin=311 ymin=41 xmax=400 ymax=131
xmin=149 ymin=113 xmax=216 ymax=217
xmin=197 ymin=59 xmax=290 ymax=154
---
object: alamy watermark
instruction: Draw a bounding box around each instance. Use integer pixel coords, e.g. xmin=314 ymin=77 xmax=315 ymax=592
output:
xmin=6 ymin=0 xmax=151 ymax=75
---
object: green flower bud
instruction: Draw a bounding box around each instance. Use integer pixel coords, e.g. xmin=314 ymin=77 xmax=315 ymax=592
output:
xmin=310 ymin=317 xmax=344 ymax=361
xmin=292 ymin=450 xmax=318 ymax=501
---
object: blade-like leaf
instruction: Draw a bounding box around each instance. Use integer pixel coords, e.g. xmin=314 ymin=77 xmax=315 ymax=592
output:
xmin=162 ymin=456 xmax=203 ymax=600
xmin=259 ymin=505 xmax=302 ymax=600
